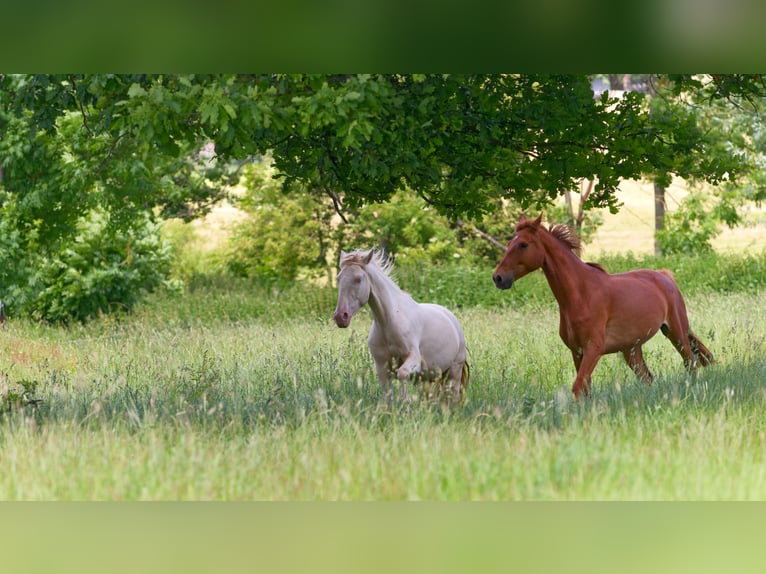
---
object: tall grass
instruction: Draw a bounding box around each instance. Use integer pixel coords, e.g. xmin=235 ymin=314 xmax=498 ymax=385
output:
xmin=0 ymin=256 xmax=764 ymax=499
xmin=132 ymin=249 xmax=766 ymax=327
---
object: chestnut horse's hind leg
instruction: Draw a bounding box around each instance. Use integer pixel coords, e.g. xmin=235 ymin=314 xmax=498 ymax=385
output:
xmin=622 ymin=347 xmax=653 ymax=385
xmin=657 ymin=278 xmax=702 ymax=371
xmin=660 ymin=318 xmax=696 ymax=371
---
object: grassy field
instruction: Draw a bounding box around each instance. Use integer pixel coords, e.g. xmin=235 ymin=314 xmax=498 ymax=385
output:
xmin=1 ymin=184 xmax=765 ymax=502
xmin=1 ymin=282 xmax=765 ymax=500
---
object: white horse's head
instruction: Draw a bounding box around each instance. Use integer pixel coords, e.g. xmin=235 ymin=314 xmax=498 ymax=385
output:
xmin=333 ymin=249 xmax=374 ymax=328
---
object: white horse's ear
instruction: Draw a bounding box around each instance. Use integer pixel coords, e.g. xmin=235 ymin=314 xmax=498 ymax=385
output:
xmin=362 ymin=250 xmax=374 ymax=264
xmin=340 ymin=250 xmax=348 ymax=258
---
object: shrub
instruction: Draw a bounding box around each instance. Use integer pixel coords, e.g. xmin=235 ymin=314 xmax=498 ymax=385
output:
xmin=11 ymin=213 xmax=180 ymax=323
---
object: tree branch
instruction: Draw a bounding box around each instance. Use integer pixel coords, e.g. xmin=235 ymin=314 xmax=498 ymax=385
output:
xmin=454 ymin=220 xmax=507 ymax=252
xmin=94 ymin=131 xmax=128 ymax=174
xmin=324 ymin=187 xmax=348 ymax=224
xmin=68 ymin=75 xmax=94 ymax=138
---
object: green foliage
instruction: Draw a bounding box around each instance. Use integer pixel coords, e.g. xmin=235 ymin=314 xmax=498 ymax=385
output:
xmin=4 ymin=74 xmax=746 ymax=222
xmin=265 ymin=75 xmax=740 ymax=218
xmin=151 ymin=250 xmax=766 ymax=328
xmin=225 ymin=160 xmax=336 ymax=284
xmin=396 ymin=260 xmax=551 ymax=310
xmin=227 ymin=198 xmax=326 ymax=284
xmin=347 ymin=193 xmax=461 ymax=263
xmin=3 ymin=213 xmax=180 ymax=323
xmin=0 ymin=74 xmax=760 ymax=319
xmin=654 ymin=74 xmax=766 ymax=251
xmin=0 ymin=75 xmax=242 ymax=320
xmin=394 ymin=250 xmax=766 ymax=312
xmin=224 ymin=159 xmax=613 ymax=284
xmin=161 ymin=219 xmax=223 ymax=281
xmin=225 ymin=160 xmax=513 ymax=283
xmin=656 ymin=182 xmax=748 ymax=255
xmin=656 ymin=193 xmax=720 ymax=254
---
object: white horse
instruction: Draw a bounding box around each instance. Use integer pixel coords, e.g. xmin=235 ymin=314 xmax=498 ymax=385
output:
xmin=333 ymin=249 xmax=469 ymax=403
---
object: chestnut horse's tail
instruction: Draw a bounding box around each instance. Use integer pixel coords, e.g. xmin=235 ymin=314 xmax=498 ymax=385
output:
xmin=689 ymin=331 xmax=715 ymax=367
xmin=659 ymin=269 xmax=715 ymax=368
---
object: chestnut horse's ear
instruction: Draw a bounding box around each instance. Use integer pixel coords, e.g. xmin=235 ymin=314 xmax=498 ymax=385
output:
xmin=533 ymin=214 xmax=543 ymax=228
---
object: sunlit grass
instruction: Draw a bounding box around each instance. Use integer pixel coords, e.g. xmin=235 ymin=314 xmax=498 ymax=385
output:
xmin=0 ymin=286 xmax=764 ymax=500
xmin=584 ymin=178 xmax=766 ymax=256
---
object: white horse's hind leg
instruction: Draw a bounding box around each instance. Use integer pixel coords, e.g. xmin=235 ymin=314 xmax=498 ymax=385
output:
xmin=446 ymin=361 xmax=465 ymax=403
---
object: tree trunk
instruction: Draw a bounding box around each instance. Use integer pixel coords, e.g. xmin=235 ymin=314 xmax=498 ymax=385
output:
xmin=654 ymin=181 xmax=666 ymax=256
xmin=576 ymin=179 xmax=594 ymax=233
xmin=563 ymin=188 xmax=574 ymax=223
xmin=608 ymin=74 xmax=629 ymax=90
xmin=647 ymin=74 xmax=667 ymax=255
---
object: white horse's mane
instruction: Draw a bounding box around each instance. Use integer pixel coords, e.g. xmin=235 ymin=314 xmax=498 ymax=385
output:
xmin=339 ymin=248 xmax=395 ymax=278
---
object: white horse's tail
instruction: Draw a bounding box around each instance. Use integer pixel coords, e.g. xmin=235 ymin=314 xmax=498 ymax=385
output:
xmin=460 ymin=361 xmax=470 ymax=391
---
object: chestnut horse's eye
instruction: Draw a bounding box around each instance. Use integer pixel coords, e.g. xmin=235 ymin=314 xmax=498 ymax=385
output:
xmin=519 ymin=242 xmax=528 ymax=249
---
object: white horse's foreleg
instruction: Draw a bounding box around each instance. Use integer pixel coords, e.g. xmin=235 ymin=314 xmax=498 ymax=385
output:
xmin=396 ymin=352 xmax=422 ymax=380
xmin=396 ymin=352 xmax=423 ymax=400
xmin=373 ymin=357 xmax=394 ymax=403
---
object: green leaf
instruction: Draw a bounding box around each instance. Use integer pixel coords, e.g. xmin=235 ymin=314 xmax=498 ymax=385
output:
xmin=127 ymin=83 xmax=146 ymax=98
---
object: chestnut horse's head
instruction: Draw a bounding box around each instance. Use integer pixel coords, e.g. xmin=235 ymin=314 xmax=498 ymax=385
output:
xmin=493 ymin=214 xmax=546 ymax=290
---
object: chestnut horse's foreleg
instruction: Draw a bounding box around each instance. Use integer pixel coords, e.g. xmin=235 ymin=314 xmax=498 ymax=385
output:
xmin=622 ymin=347 xmax=653 ymax=385
xmin=570 ymin=348 xmax=583 ymax=374
xmin=571 ymin=343 xmax=603 ymax=398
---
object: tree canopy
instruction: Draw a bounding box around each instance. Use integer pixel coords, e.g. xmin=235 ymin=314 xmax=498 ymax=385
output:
xmin=1 ymin=74 xmax=747 ymax=221
xmin=0 ymin=73 xmax=758 ymax=320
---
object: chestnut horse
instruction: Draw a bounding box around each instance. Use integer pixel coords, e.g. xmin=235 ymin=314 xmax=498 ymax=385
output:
xmin=493 ymin=214 xmax=714 ymax=398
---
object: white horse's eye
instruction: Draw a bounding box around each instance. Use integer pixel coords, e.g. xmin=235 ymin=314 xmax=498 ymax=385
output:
xmin=353 ymin=276 xmax=362 ymax=284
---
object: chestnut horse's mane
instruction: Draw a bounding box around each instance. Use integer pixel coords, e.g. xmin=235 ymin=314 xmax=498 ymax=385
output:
xmin=518 ymin=219 xmax=607 ymax=273
xmin=548 ymin=223 xmax=581 ymax=256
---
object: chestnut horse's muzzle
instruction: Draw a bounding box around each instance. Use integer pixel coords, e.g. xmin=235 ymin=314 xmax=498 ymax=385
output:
xmin=493 ymin=272 xmax=514 ymax=290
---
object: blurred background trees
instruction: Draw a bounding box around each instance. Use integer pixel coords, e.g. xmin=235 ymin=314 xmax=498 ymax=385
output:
xmin=1 ymin=74 xmax=764 ymax=320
